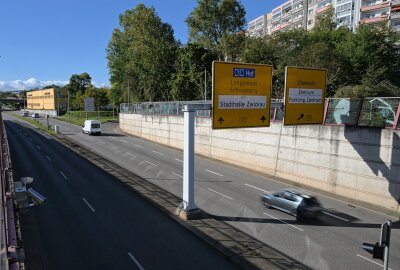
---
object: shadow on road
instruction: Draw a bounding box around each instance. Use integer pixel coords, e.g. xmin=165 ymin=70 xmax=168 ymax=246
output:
xmin=210 ymin=214 xmax=400 ymax=229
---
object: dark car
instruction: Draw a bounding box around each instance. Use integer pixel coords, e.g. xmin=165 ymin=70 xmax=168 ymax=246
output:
xmin=261 ymin=190 xmax=322 ymax=220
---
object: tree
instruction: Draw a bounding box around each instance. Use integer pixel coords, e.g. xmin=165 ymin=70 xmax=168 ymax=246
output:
xmin=107 ymin=4 xmax=179 ymax=102
xmin=186 ymin=0 xmax=246 ymax=60
xmin=170 ymin=44 xmax=216 ymax=100
xmin=85 ymin=86 xmax=110 ymax=109
xmin=66 ymin=72 xmax=92 ymax=95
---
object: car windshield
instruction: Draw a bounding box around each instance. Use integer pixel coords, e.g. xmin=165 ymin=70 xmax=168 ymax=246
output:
xmin=91 ymin=124 xmax=100 ymax=128
xmin=302 ymin=197 xmax=320 ymax=206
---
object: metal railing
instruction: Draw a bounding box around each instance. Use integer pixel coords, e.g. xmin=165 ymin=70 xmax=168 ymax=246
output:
xmin=121 ymin=97 xmax=400 ymax=129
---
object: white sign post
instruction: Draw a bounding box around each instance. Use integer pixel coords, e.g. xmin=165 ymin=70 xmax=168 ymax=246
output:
xmin=176 ymin=103 xmax=211 ymax=220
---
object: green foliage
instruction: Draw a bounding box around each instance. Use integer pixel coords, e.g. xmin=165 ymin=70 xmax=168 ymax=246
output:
xmin=66 ymin=73 xmax=92 ymax=95
xmin=107 ymin=4 xmax=179 ymax=102
xmin=170 ymin=44 xmax=216 ymax=100
xmin=240 ymin=20 xmax=400 ymax=98
xmin=186 ymin=0 xmax=246 ymax=60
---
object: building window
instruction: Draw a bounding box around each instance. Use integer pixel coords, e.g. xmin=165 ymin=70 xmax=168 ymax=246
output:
xmin=308 ymin=19 xmax=313 ymax=25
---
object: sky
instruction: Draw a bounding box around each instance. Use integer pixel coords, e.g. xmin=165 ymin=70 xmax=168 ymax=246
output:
xmin=0 ymin=0 xmax=282 ymax=91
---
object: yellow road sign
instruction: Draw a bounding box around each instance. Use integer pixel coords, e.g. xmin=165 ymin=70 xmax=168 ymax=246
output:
xmin=212 ymin=61 xmax=272 ymax=129
xmin=284 ymin=66 xmax=327 ymax=125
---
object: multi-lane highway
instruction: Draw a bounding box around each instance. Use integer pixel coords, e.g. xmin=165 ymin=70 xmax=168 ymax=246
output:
xmin=4 ymin=114 xmax=241 ymax=270
xmin=6 ymin=112 xmax=400 ymax=270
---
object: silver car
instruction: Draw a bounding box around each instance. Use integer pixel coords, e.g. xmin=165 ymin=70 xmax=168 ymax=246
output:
xmin=261 ymin=190 xmax=322 ymax=220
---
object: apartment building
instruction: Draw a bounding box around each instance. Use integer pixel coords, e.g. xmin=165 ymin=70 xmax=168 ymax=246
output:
xmin=358 ymin=0 xmax=400 ymax=31
xmin=247 ymin=0 xmax=400 ymax=36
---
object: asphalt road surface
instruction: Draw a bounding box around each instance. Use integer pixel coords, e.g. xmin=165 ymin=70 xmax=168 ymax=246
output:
xmin=4 ymin=115 xmax=241 ymax=270
xmin=8 ymin=112 xmax=400 ymax=270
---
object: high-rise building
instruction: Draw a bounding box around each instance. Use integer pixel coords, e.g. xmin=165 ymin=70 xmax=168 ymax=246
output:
xmin=247 ymin=0 xmax=400 ymax=37
xmin=358 ymin=0 xmax=400 ymax=31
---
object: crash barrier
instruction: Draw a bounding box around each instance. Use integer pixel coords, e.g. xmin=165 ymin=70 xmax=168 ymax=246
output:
xmin=120 ymin=97 xmax=400 ymax=129
xmin=119 ymin=99 xmax=400 ymax=212
xmin=0 ymin=111 xmax=19 ymax=269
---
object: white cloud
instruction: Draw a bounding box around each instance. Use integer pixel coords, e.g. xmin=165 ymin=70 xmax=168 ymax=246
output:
xmin=0 ymin=78 xmax=68 ymax=91
xmin=0 ymin=78 xmax=109 ymax=91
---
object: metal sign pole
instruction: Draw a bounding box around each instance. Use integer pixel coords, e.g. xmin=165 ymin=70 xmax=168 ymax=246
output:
xmin=380 ymin=220 xmax=392 ymax=270
xmin=182 ymin=106 xmax=196 ymax=211
xmin=177 ymin=104 xmax=211 ymax=219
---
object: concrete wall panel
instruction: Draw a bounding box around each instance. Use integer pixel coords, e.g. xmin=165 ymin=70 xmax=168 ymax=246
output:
xmin=119 ymin=113 xmax=400 ymax=211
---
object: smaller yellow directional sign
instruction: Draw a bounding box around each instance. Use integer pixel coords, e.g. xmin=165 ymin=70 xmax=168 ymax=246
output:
xmin=212 ymin=61 xmax=272 ymax=129
xmin=284 ymin=66 xmax=327 ymax=125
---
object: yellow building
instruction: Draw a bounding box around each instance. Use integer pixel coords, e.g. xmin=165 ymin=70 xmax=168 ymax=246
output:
xmin=26 ymin=88 xmax=68 ymax=114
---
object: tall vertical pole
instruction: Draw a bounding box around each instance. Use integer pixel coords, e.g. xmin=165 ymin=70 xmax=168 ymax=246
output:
xmin=57 ymin=89 xmax=60 ymax=116
xmin=68 ymin=90 xmax=70 ymax=119
xmin=204 ymin=68 xmax=207 ymax=102
xmin=383 ymin=220 xmax=391 ymax=270
xmin=182 ymin=106 xmax=196 ymax=211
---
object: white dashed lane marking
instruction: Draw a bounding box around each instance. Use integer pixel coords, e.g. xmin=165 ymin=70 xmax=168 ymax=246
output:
xmin=205 ymin=169 xmax=223 ymax=177
xmin=208 ymin=188 xmax=232 ymax=200
xmin=82 ymin=198 xmax=95 ymax=212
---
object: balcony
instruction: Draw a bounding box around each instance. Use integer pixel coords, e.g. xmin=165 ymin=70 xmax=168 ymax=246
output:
xmin=391 ymin=12 xmax=400 ymax=20
xmin=360 ymin=2 xmax=390 ymax=12
xmin=292 ymin=15 xmax=304 ymax=22
xmin=317 ymin=4 xmax=332 ymax=14
xmin=361 ymin=14 xmax=388 ymax=23
xmin=392 ymin=0 xmax=400 ymax=7
xmin=281 ymin=11 xmax=292 ymax=20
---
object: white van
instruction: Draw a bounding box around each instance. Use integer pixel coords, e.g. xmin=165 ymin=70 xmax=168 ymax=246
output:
xmin=82 ymin=120 xmax=101 ymax=135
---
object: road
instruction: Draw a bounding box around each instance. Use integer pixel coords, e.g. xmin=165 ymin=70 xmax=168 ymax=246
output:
xmin=4 ymin=115 xmax=241 ymax=270
xmin=11 ymin=112 xmax=400 ymax=270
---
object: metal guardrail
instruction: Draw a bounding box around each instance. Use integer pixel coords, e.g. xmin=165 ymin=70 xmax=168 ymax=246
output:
xmin=0 ymin=111 xmax=20 ymax=269
xmin=121 ymin=97 xmax=400 ymax=129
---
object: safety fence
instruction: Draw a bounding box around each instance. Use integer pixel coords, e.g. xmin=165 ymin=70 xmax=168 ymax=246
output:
xmin=0 ymin=111 xmax=19 ymax=269
xmin=121 ymin=97 xmax=400 ymax=129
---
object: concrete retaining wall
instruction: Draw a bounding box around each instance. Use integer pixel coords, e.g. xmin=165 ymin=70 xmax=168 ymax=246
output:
xmin=120 ymin=113 xmax=400 ymax=212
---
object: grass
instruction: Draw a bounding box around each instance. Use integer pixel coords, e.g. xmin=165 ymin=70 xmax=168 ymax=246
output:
xmin=55 ymin=110 xmax=118 ymax=126
xmin=8 ymin=112 xmax=57 ymax=136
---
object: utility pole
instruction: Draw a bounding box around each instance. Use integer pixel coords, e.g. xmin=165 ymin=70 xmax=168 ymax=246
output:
xmin=204 ymin=68 xmax=207 ymax=102
xmin=68 ymin=90 xmax=70 ymax=119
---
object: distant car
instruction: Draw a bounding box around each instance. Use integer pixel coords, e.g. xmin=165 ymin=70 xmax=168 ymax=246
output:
xmin=31 ymin=113 xmax=39 ymax=118
xmin=261 ymin=190 xmax=322 ymax=220
xmin=23 ymin=111 xmax=29 ymax=117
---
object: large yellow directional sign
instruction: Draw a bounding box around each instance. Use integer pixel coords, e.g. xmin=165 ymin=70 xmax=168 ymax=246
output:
xmin=212 ymin=61 xmax=272 ymax=129
xmin=284 ymin=66 xmax=327 ymax=125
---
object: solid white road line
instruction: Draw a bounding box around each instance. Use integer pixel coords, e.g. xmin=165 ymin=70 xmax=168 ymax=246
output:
xmin=134 ymin=144 xmax=144 ymax=148
xmin=244 ymin=183 xmax=269 ymax=193
xmin=263 ymin=212 xmax=304 ymax=232
xmin=205 ymin=169 xmax=224 ymax=177
xmin=152 ymin=151 xmax=164 ymax=156
xmin=208 ymin=188 xmax=233 ymax=200
xmin=128 ymin=252 xmax=145 ymax=270
xmin=175 ymin=158 xmax=183 ymax=163
xmin=120 ymin=139 xmax=129 ymax=143
xmin=356 ymin=254 xmax=392 ymax=270
xmin=109 ymin=146 xmax=118 ymax=150
xmin=60 ymin=171 xmax=67 ymax=180
xmin=322 ymin=211 xmax=350 ymax=222
xmin=46 ymin=156 xmax=52 ymax=161
xmin=144 ymin=160 xmax=158 ymax=167
xmin=82 ymin=198 xmax=96 ymax=212
xmin=171 ymin=172 xmax=182 ymax=178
